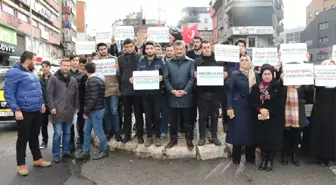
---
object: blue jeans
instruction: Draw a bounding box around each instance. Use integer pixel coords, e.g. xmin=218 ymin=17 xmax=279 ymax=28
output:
xmin=83 ymin=109 xmax=107 ymax=152
xmin=104 ymin=96 xmax=120 ymax=132
xmin=52 ymin=121 xmax=72 ymax=157
xmin=161 ymin=96 xmax=169 ymax=135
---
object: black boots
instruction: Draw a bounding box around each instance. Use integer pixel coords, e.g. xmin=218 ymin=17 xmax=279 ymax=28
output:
xmin=115 ymin=131 xmax=122 ymax=142
xmin=281 ymin=152 xmax=288 ymax=165
xmin=291 ymin=153 xmax=300 ymax=166
xmin=259 ymin=151 xmax=274 ymax=172
xmin=259 ymin=151 xmax=267 ymax=170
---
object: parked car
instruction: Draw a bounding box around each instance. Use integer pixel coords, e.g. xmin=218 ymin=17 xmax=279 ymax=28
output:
xmin=0 ymin=68 xmax=15 ymax=125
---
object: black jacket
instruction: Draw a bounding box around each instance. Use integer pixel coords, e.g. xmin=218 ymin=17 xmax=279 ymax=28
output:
xmin=40 ymin=73 xmax=51 ymax=108
xmin=118 ymin=52 xmax=141 ymax=96
xmin=70 ymin=69 xmax=85 ymax=110
xmin=84 ymin=75 xmax=105 ymax=114
xmin=109 ymin=44 xmax=119 ymax=56
xmin=194 ymin=53 xmax=225 ymax=95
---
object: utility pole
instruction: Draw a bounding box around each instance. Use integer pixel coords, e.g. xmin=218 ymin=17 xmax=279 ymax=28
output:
xmin=29 ymin=0 xmax=34 ymax=52
xmin=158 ymin=0 xmax=160 ymax=23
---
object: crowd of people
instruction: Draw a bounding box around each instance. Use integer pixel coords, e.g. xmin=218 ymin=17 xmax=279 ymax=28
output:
xmin=3 ymin=35 xmax=335 ymax=176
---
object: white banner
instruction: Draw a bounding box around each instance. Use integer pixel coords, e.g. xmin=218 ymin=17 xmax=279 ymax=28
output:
xmin=280 ymin=43 xmax=307 ymax=64
xmin=76 ymin=41 xmax=96 ymax=55
xmin=283 ymin=64 xmax=314 ymax=85
xmin=332 ymin=45 xmax=336 ymax=60
xmin=133 ymin=71 xmax=160 ymax=90
xmin=147 ymin=27 xmax=170 ymax=43
xmin=93 ymin=58 xmax=117 ymax=76
xmin=214 ymin=44 xmax=240 ymax=62
xmin=252 ymin=48 xmax=278 ymax=66
xmin=314 ymin=65 xmax=336 ymax=87
xmin=115 ymin=26 xmax=135 ymax=41
xmin=197 ymin=66 xmax=224 ymax=86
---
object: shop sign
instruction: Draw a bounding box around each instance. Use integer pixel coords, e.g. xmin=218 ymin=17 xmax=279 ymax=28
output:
xmin=0 ymin=43 xmax=16 ymax=53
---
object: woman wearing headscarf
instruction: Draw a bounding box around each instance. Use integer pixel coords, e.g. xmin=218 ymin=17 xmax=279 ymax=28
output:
xmin=309 ymin=59 xmax=336 ymax=167
xmin=251 ymin=64 xmax=284 ymax=171
xmin=227 ymin=55 xmax=258 ymax=164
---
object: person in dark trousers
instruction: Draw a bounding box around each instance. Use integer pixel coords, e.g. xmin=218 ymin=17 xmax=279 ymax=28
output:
xmin=95 ymin=43 xmax=121 ymax=142
xmin=194 ymin=40 xmax=227 ymax=146
xmin=163 ymin=40 xmax=195 ymax=150
xmin=118 ymin=38 xmax=144 ymax=144
xmin=226 ymin=55 xmax=257 ymax=165
xmin=47 ymin=59 xmax=79 ymax=163
xmin=130 ymin=41 xmax=164 ymax=147
xmin=109 ymin=37 xmax=119 ymax=56
xmin=4 ymin=51 xmax=51 ymax=176
xmin=76 ymin=62 xmax=108 ymax=160
xmin=39 ymin=61 xmax=52 ymax=149
xmin=251 ymin=64 xmax=284 ymax=172
xmin=69 ymin=55 xmax=85 ymax=151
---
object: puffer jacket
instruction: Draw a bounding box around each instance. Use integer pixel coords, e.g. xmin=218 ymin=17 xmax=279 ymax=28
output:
xmin=4 ymin=62 xmax=43 ymax=112
xmin=94 ymin=54 xmax=119 ymax=97
xmin=84 ymin=74 xmax=105 ymax=115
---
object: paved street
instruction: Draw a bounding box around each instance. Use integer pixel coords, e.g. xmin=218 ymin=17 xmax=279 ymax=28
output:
xmin=0 ymin=125 xmax=335 ymax=185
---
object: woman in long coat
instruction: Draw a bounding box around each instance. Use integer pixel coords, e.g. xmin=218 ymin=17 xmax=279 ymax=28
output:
xmin=227 ymin=55 xmax=257 ymax=165
xmin=310 ymin=59 xmax=336 ymax=166
xmin=251 ymin=64 xmax=284 ymax=171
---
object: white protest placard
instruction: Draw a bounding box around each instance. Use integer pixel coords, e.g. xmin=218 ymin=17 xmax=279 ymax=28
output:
xmin=280 ymin=43 xmax=307 ymax=64
xmin=332 ymin=45 xmax=336 ymax=60
xmin=283 ymin=64 xmax=314 ymax=85
xmin=197 ymin=66 xmax=224 ymax=86
xmin=252 ymin=48 xmax=278 ymax=66
xmin=133 ymin=71 xmax=160 ymax=90
xmin=76 ymin=41 xmax=96 ymax=55
xmin=93 ymin=58 xmax=117 ymax=76
xmin=115 ymin=26 xmax=135 ymax=41
xmin=314 ymin=65 xmax=336 ymax=87
xmin=214 ymin=44 xmax=240 ymax=62
xmin=147 ymin=27 xmax=170 ymax=43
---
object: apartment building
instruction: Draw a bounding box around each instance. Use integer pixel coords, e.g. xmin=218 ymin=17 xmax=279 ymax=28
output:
xmin=306 ymin=0 xmax=336 ymax=25
xmin=62 ymin=0 xmax=77 ymax=56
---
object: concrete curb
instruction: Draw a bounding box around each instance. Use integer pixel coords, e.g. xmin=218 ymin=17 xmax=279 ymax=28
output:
xmin=92 ymin=133 xmax=230 ymax=160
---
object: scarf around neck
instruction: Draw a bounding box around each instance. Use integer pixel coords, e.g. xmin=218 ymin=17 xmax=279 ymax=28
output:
xmin=285 ymin=86 xmax=300 ymax=128
xmin=240 ymin=65 xmax=256 ymax=92
xmin=259 ymin=81 xmax=270 ymax=102
xmin=56 ymin=70 xmax=71 ymax=87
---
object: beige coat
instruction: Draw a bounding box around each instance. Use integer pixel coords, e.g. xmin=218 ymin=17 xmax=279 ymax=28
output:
xmin=94 ymin=54 xmax=119 ymax=97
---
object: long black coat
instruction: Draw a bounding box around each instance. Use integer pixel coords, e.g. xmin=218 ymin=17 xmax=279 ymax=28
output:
xmin=309 ymin=87 xmax=336 ymax=160
xmin=118 ymin=52 xmax=141 ymax=96
xmin=251 ymin=81 xmax=285 ymax=150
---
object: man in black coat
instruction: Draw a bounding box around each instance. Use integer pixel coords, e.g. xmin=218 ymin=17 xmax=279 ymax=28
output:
xmin=76 ymin=62 xmax=108 ymax=160
xmin=109 ymin=37 xmax=119 ymax=57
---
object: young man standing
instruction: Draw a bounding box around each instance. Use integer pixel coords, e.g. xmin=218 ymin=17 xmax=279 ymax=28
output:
xmin=95 ymin=43 xmax=121 ymax=142
xmin=4 ymin=51 xmax=51 ymax=176
xmin=78 ymin=57 xmax=87 ymax=71
xmin=130 ymin=41 xmax=164 ymax=147
xmin=118 ymin=39 xmax=144 ymax=144
xmin=39 ymin=61 xmax=52 ymax=149
xmin=163 ymin=40 xmax=195 ymax=150
xmin=47 ymin=59 xmax=79 ymax=163
xmin=76 ymin=62 xmax=108 ymax=160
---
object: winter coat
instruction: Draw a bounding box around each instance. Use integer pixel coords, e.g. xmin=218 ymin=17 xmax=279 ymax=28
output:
xmin=109 ymin=43 xmax=119 ymax=56
xmin=84 ymin=75 xmax=105 ymax=115
xmin=309 ymin=87 xmax=336 ymax=160
xmin=47 ymin=70 xmax=79 ymax=124
xmin=251 ymin=81 xmax=285 ymax=150
xmin=4 ymin=62 xmax=43 ymax=112
xmin=40 ymin=73 xmax=51 ymax=109
xmin=226 ymin=70 xmax=259 ymax=146
xmin=163 ymin=56 xmax=195 ymax=108
xmin=118 ymin=52 xmax=141 ymax=96
xmin=94 ymin=54 xmax=119 ymax=97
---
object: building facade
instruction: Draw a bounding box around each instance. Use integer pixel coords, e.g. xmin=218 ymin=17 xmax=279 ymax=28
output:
xmin=62 ymin=0 xmax=77 ymax=56
xmin=0 ymin=0 xmax=63 ymax=65
xmin=281 ymin=27 xmax=305 ymax=43
xmin=306 ymin=0 xmax=336 ymax=26
xmin=210 ymin=0 xmax=284 ymax=54
xmin=76 ymin=0 xmax=87 ymax=41
xmin=301 ymin=8 xmax=336 ymax=64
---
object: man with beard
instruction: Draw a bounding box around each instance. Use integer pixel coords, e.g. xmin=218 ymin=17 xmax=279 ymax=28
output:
xmin=194 ymin=40 xmax=227 ymax=146
xmin=94 ymin=43 xmax=122 ymax=142
xmin=130 ymin=41 xmax=164 ymax=147
xmin=163 ymin=40 xmax=195 ymax=150
xmin=39 ymin=61 xmax=52 ymax=149
xmin=4 ymin=51 xmax=51 ymax=176
xmin=47 ymin=59 xmax=79 ymax=163
xmin=155 ymin=44 xmax=163 ymax=58
xmin=69 ymin=55 xmax=85 ymax=151
xmin=119 ymin=38 xmax=144 ymax=144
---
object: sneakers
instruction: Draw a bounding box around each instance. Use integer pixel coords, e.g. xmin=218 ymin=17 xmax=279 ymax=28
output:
xmin=75 ymin=151 xmax=90 ymax=160
xmin=40 ymin=142 xmax=47 ymax=149
xmin=33 ymin=159 xmax=52 ymax=167
xmin=144 ymin=138 xmax=154 ymax=147
xmin=92 ymin=150 xmax=108 ymax=160
xmin=16 ymin=165 xmax=28 ymax=176
xmin=53 ymin=156 xmax=61 ymax=163
xmin=155 ymin=137 xmax=162 ymax=147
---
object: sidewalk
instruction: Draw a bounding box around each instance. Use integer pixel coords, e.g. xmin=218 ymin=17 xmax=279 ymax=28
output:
xmin=92 ymin=117 xmax=230 ymax=160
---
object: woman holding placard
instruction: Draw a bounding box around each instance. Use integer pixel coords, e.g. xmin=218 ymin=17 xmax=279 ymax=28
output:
xmin=251 ymin=64 xmax=284 ymax=171
xmin=309 ymin=59 xmax=336 ymax=167
xmin=226 ymin=55 xmax=258 ymax=165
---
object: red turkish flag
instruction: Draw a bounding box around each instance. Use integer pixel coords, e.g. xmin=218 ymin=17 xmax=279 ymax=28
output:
xmin=182 ymin=24 xmax=198 ymax=44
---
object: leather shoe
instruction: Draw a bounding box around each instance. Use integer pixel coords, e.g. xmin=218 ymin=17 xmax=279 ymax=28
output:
xmin=164 ymin=140 xmax=178 ymax=149
xmin=138 ymin=136 xmax=144 ymax=144
xmin=53 ymin=156 xmax=61 ymax=163
xmin=210 ymin=138 xmax=221 ymax=146
xmin=186 ymin=140 xmax=194 ymax=150
xmin=122 ymin=135 xmax=132 ymax=143
xmin=92 ymin=150 xmax=108 ymax=160
xmin=144 ymin=138 xmax=154 ymax=147
xmin=198 ymin=138 xmax=206 ymax=146
xmin=115 ymin=131 xmax=122 ymax=142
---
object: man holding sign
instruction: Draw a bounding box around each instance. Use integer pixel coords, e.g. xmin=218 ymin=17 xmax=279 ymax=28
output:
xmin=194 ymin=40 xmax=227 ymax=146
xmin=130 ymin=41 xmax=165 ymax=147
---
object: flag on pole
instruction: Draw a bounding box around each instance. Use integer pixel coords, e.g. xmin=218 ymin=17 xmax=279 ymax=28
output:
xmin=182 ymin=24 xmax=198 ymax=44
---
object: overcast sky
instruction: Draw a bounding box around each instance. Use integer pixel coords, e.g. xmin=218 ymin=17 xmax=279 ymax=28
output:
xmin=86 ymin=0 xmax=311 ymax=32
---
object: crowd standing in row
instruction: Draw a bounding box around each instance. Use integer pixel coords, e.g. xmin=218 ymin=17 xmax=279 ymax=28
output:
xmin=3 ymin=36 xmax=335 ymax=176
